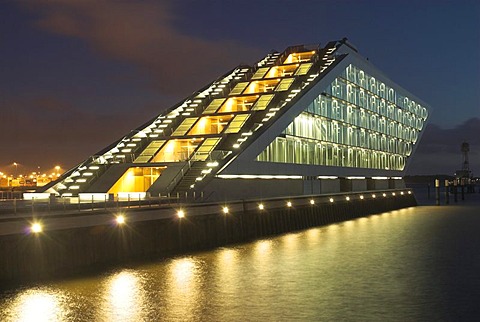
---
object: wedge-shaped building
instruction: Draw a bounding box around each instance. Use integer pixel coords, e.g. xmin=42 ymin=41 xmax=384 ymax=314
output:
xmin=41 ymin=38 xmax=430 ymax=200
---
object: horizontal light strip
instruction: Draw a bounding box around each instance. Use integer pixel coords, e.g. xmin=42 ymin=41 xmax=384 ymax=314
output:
xmin=217 ymin=175 xmax=302 ymax=180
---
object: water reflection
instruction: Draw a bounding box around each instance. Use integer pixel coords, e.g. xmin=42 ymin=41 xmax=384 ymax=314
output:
xmin=5 ymin=288 xmax=68 ymax=322
xmin=1 ymin=205 xmax=479 ymax=320
xmin=100 ymin=270 xmax=146 ymax=321
xmin=164 ymin=257 xmax=202 ymax=321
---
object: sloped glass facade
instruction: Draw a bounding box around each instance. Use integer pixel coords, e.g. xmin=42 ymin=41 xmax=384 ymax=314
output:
xmin=256 ymin=64 xmax=428 ymax=171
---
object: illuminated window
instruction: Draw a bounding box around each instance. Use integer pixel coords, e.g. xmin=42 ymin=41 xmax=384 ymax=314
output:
xmin=188 ymin=115 xmax=233 ymax=135
xmin=224 ymin=114 xmax=250 ymax=133
xmin=251 ymin=67 xmax=269 ymax=80
xmin=216 ymin=96 xmax=258 ymax=113
xmin=252 ymin=94 xmax=275 ymax=111
xmin=265 ymin=65 xmax=298 ymax=78
xmin=172 ymin=118 xmax=198 ymax=136
xmin=134 ymin=140 xmax=165 ymax=163
xmin=229 ymin=82 xmax=248 ymax=95
xmin=192 ymin=138 xmax=221 ymax=161
xmin=108 ymin=167 xmax=165 ymax=194
xmin=283 ymin=51 xmax=315 ymax=64
xmin=151 ymin=139 xmax=201 ymax=162
xmin=295 ymin=63 xmax=312 ymax=76
xmin=203 ymin=99 xmax=226 ymax=114
xmin=275 ymin=78 xmax=294 ymax=91
xmin=244 ymin=79 xmax=280 ymax=94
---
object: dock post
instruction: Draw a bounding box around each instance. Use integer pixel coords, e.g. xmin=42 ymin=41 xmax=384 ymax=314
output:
xmin=454 ymin=180 xmax=458 ymax=203
xmin=435 ymin=179 xmax=440 ymax=206
xmin=445 ymin=180 xmax=449 ymax=204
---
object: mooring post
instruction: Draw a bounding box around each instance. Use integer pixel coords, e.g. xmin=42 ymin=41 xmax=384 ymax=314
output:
xmin=435 ymin=179 xmax=440 ymax=206
xmin=445 ymin=179 xmax=449 ymax=204
xmin=454 ymin=180 xmax=458 ymax=203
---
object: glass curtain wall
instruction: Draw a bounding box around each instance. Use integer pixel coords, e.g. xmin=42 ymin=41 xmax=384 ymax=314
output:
xmin=257 ymin=64 xmax=428 ymax=171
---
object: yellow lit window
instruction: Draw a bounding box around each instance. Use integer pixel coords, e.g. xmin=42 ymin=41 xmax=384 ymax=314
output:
xmin=171 ymin=118 xmax=198 ymax=136
xmin=283 ymin=51 xmax=315 ymax=64
xmin=244 ymin=79 xmax=280 ymax=94
xmin=275 ymin=78 xmax=294 ymax=91
xmin=108 ymin=167 xmax=166 ymax=194
xmin=192 ymin=138 xmax=221 ymax=161
xmin=151 ymin=139 xmax=201 ymax=162
xmin=251 ymin=67 xmax=269 ymax=80
xmin=295 ymin=63 xmax=312 ymax=75
xmin=217 ymin=96 xmax=258 ymax=113
xmin=134 ymin=140 xmax=165 ymax=163
xmin=252 ymin=94 xmax=275 ymax=111
xmin=266 ymin=65 xmax=298 ymax=78
xmin=225 ymin=114 xmax=250 ymax=133
xmin=203 ymin=98 xmax=226 ymax=114
xmin=229 ymin=82 xmax=248 ymax=95
xmin=188 ymin=115 xmax=233 ymax=135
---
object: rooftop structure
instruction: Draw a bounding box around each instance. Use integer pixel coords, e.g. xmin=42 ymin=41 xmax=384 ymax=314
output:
xmin=39 ymin=38 xmax=430 ymax=201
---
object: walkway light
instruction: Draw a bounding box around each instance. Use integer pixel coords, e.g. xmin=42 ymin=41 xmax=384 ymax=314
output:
xmin=223 ymin=206 xmax=229 ymax=214
xmin=400 ymin=191 xmax=404 ymax=195
xmin=115 ymin=215 xmax=125 ymax=225
xmin=382 ymin=193 xmax=387 ymax=197
xmin=310 ymin=199 xmax=315 ymax=205
xmin=392 ymin=192 xmax=396 ymax=196
xmin=258 ymin=203 xmax=264 ymax=210
xmin=31 ymin=222 xmax=42 ymax=234
xmin=372 ymin=194 xmax=376 ymax=198
xmin=329 ymin=198 xmax=334 ymax=203
xmin=346 ymin=196 xmax=350 ymax=201
xmin=177 ymin=210 xmax=185 ymax=218
xmin=360 ymin=195 xmax=364 ymax=200
xmin=408 ymin=191 xmax=412 ymax=194
xmin=287 ymin=201 xmax=292 ymax=207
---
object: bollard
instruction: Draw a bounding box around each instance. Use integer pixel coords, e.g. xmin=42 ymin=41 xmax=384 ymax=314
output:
xmin=454 ymin=180 xmax=458 ymax=203
xmin=461 ymin=178 xmax=465 ymax=201
xmin=435 ymin=179 xmax=440 ymax=206
xmin=445 ymin=180 xmax=449 ymax=204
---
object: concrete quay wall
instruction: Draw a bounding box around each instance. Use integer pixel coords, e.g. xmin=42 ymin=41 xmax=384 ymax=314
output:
xmin=0 ymin=190 xmax=416 ymax=286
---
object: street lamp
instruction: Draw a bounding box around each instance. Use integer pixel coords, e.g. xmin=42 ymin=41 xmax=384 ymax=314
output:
xmin=13 ymin=162 xmax=18 ymax=177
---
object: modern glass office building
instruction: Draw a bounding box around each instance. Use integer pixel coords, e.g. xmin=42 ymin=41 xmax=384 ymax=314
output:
xmin=39 ymin=38 xmax=430 ymax=200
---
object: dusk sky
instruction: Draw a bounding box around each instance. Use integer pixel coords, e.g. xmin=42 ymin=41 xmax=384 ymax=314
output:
xmin=1 ymin=0 xmax=479 ymax=175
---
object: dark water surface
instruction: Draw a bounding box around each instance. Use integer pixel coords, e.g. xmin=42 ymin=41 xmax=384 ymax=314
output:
xmin=1 ymin=204 xmax=480 ymax=321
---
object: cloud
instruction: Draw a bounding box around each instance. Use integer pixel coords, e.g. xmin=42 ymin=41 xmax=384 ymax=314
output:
xmin=408 ymin=118 xmax=480 ymax=175
xmin=24 ymin=0 xmax=262 ymax=95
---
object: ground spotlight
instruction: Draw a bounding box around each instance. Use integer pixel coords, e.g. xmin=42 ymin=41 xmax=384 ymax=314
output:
xmin=115 ymin=215 xmax=125 ymax=225
xmin=30 ymin=222 xmax=42 ymax=234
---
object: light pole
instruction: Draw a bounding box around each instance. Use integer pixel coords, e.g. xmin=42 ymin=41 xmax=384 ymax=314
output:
xmin=13 ymin=162 xmax=18 ymax=177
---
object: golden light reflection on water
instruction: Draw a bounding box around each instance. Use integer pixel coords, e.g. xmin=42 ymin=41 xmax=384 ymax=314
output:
xmin=216 ymin=248 xmax=240 ymax=296
xmin=5 ymin=288 xmax=68 ymax=322
xmin=164 ymin=257 xmax=202 ymax=321
xmin=100 ymin=270 xmax=146 ymax=321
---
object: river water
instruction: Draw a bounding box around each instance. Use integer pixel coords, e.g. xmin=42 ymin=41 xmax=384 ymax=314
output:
xmin=1 ymin=203 xmax=480 ymax=321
